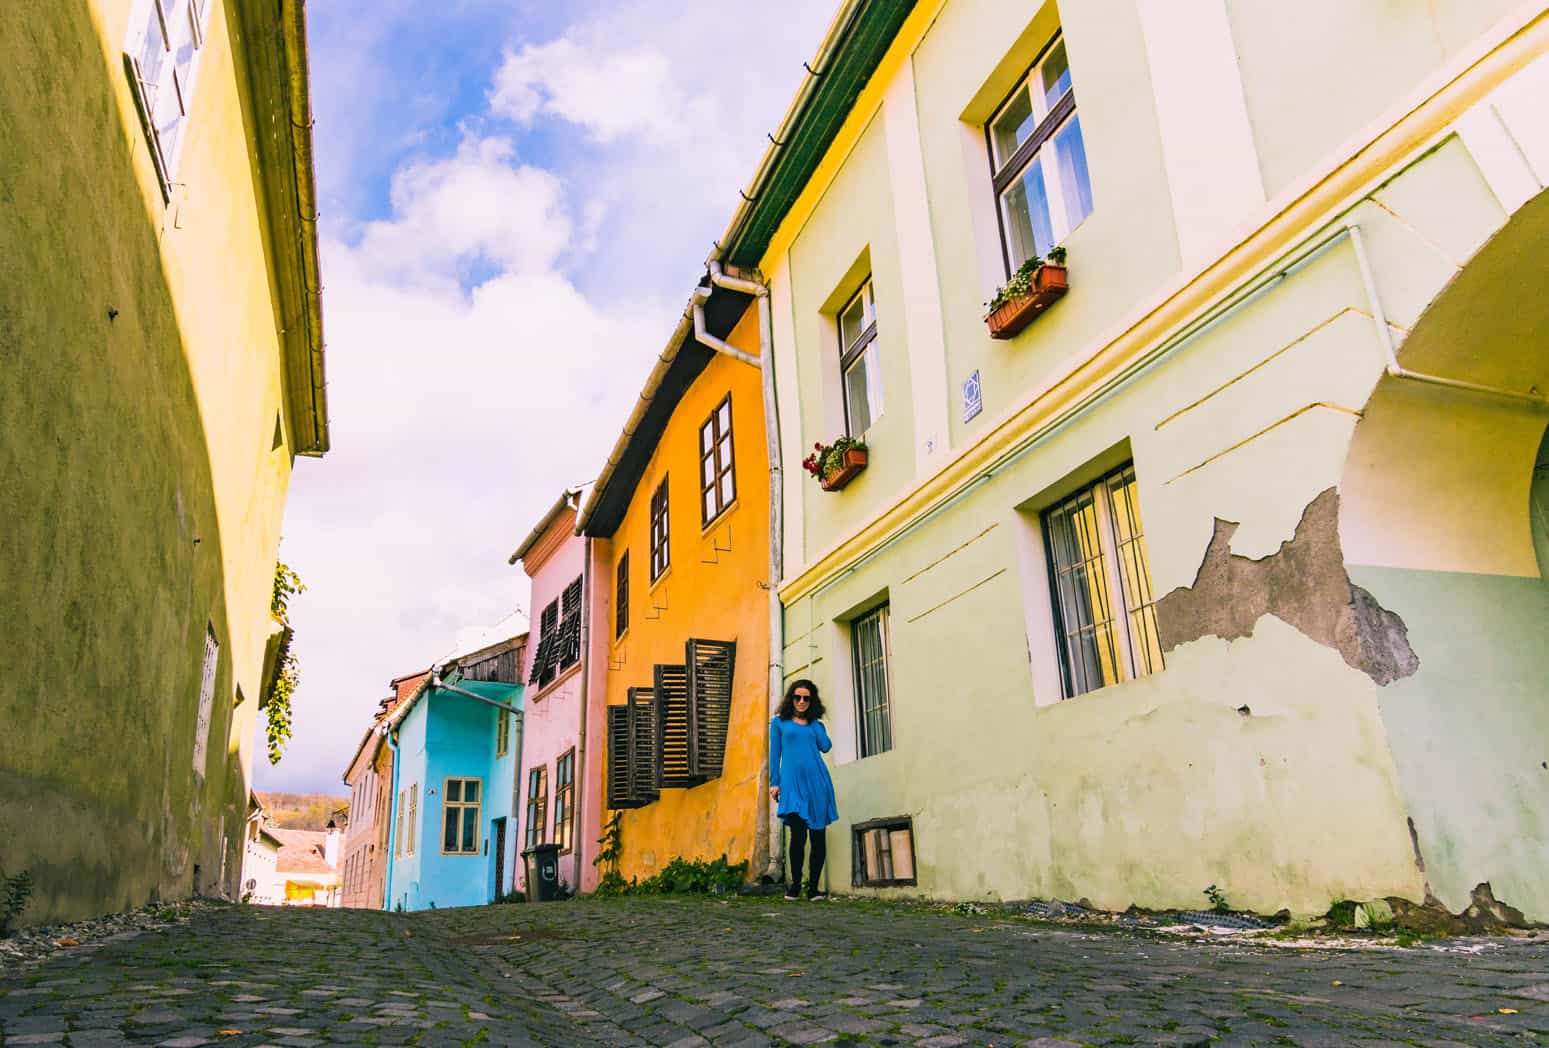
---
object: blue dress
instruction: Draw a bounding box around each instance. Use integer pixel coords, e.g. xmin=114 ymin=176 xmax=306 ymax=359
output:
xmin=769 ymin=716 xmax=839 ymax=829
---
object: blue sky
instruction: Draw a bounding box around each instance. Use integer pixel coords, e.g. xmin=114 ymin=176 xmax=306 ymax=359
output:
xmin=257 ymin=1 xmax=835 ymax=795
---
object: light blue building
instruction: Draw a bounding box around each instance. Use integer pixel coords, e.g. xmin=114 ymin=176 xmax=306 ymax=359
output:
xmin=382 ymin=672 xmax=523 ymax=911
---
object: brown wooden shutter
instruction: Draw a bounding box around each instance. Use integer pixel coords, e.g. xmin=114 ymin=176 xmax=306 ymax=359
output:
xmin=652 ymin=663 xmax=700 ymax=788
xmin=605 ymin=704 xmax=636 ymax=809
xmin=626 ymin=687 xmax=659 ymax=805
xmin=686 ymin=638 xmax=736 ymax=779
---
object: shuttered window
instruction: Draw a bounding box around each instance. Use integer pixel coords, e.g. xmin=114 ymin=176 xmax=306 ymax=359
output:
xmin=699 ymin=395 xmax=736 ymax=526
xmin=650 ymin=477 xmax=670 ymax=580
xmin=687 ymin=638 xmax=736 ymax=779
xmin=1043 ymin=463 xmax=1163 ymax=698
xmin=852 ymin=606 xmax=894 ymax=758
xmin=606 ymin=689 xmax=661 ymax=810
xmin=529 ymin=576 xmax=582 ymax=691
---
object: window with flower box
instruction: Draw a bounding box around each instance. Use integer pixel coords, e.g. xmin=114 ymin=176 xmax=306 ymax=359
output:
xmin=988 ymin=33 xmax=1092 ymax=274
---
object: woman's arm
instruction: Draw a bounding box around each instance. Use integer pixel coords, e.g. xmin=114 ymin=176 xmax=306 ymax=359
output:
xmin=815 ymin=721 xmax=833 ymax=753
xmin=768 ymin=718 xmax=782 ymax=788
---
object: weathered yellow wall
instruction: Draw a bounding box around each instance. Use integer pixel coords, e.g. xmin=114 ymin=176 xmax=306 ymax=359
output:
xmin=0 ymin=0 xmax=300 ymax=923
xmin=605 ymin=308 xmax=771 ymax=879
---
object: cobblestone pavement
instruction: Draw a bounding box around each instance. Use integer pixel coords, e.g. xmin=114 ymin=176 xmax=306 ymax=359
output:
xmin=3 ymin=898 xmax=1547 ymax=1047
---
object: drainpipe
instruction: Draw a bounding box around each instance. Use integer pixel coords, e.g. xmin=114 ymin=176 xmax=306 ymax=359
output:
xmin=382 ymin=730 xmax=401 ymax=911
xmin=1349 ymin=223 xmax=1548 ymax=408
xmin=573 ymin=530 xmax=593 ymax=894
xmin=692 ymin=262 xmax=787 ymax=884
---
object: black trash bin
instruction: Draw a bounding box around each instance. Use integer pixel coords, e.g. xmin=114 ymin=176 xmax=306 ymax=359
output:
xmin=522 ymin=843 xmax=563 ymax=902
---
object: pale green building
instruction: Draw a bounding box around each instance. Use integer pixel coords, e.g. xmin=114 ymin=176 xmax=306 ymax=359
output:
xmin=716 ymin=0 xmax=1549 ymax=919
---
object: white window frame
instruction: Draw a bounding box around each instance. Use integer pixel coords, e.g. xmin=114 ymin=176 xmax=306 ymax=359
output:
xmin=442 ymin=777 xmax=482 ymax=856
xmin=987 ymin=33 xmax=1093 ymax=274
xmin=839 ymin=281 xmax=883 ymax=437
xmin=1041 ymin=463 xmax=1164 ymax=698
xmin=124 ymin=0 xmax=215 ymax=199
xmin=192 ymin=626 xmax=218 ymax=778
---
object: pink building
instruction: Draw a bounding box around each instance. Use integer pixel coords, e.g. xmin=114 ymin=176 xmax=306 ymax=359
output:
xmin=509 ymin=486 xmax=603 ymax=893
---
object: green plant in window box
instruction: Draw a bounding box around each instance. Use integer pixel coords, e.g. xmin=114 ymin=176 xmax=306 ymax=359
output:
xmin=985 ymin=246 xmax=1068 ymax=340
xmin=802 ymin=436 xmax=869 ymax=492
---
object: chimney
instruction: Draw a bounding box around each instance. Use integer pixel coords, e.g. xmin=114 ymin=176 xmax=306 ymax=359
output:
xmin=324 ymin=819 xmax=340 ymax=868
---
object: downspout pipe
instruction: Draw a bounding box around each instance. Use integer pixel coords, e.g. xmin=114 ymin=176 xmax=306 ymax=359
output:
xmin=696 ymin=261 xmax=787 ymax=884
xmin=1349 ymin=223 xmax=1548 ymax=408
xmin=382 ymin=730 xmax=401 ymax=911
xmin=573 ymin=531 xmax=592 ymax=894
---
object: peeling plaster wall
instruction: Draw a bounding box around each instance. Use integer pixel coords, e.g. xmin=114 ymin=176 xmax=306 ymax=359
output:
xmin=770 ymin=12 xmax=1549 ymax=915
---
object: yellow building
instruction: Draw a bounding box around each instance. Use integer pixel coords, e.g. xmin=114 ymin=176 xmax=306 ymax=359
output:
xmin=0 ymin=0 xmax=327 ymax=924
xmin=579 ymin=292 xmax=773 ymax=881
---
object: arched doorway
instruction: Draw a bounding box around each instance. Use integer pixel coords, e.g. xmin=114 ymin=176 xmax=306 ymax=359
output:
xmin=1339 ymin=188 xmax=1549 ymax=922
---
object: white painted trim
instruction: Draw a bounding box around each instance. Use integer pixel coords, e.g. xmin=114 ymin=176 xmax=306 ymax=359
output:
xmin=1134 ymin=0 xmax=1265 ymax=265
xmin=883 ymin=58 xmax=954 ymax=474
xmin=1455 ymin=105 xmax=1541 ymax=213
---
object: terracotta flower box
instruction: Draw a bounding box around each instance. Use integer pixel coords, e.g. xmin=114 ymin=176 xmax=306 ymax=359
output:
xmin=819 ymin=448 xmax=868 ymax=491
xmin=986 ymin=264 xmax=1068 ymax=340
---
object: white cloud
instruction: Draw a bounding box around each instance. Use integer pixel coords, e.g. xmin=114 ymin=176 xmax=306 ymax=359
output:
xmin=491 ymin=38 xmax=713 ymax=145
xmin=354 ymin=136 xmax=572 ymax=284
xmin=261 ymin=0 xmax=835 ymax=794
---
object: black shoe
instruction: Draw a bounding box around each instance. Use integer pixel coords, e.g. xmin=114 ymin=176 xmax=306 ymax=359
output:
xmin=808 ymin=891 xmax=829 ymax=901
xmin=783 ymin=888 xmax=801 ymax=900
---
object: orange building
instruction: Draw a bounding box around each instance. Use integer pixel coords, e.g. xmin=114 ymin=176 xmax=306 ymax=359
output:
xmin=579 ymin=288 xmax=773 ymax=882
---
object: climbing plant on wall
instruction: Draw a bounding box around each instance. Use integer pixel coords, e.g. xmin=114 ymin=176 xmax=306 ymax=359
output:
xmin=265 ymin=562 xmax=305 ymax=764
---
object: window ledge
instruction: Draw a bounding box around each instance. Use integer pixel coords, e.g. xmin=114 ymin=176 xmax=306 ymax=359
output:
xmin=533 ymin=661 xmax=583 ymax=701
xmin=702 ymin=499 xmax=739 ymax=536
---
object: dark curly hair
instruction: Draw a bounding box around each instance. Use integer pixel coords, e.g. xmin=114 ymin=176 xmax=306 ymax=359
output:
xmin=777 ymin=679 xmax=826 ymax=721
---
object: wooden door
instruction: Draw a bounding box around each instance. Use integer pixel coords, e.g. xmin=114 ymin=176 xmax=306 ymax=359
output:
xmin=492 ymin=818 xmax=507 ymax=900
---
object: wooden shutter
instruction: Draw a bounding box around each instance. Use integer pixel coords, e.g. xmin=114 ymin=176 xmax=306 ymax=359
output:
xmin=605 ymin=704 xmax=645 ymax=810
xmin=652 ymin=663 xmax=700 ymax=788
xmin=686 ymin=638 xmax=736 ymax=779
xmin=626 ymin=687 xmax=659 ymax=805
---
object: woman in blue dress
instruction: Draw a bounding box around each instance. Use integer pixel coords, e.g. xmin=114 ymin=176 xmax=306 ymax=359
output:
xmin=769 ymin=679 xmax=839 ymax=900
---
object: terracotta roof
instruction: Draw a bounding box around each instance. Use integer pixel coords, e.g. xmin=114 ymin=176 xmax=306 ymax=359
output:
xmin=271 ymin=828 xmax=335 ymax=874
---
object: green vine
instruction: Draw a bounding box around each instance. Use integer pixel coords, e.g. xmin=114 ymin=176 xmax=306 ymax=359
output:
xmin=592 ymin=812 xmax=627 ymax=896
xmin=1 ymin=868 xmax=33 ymax=936
xmin=265 ymin=562 xmax=305 ymax=765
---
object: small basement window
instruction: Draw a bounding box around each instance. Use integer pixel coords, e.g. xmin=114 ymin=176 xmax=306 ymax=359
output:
xmin=852 ymin=816 xmax=916 ymax=887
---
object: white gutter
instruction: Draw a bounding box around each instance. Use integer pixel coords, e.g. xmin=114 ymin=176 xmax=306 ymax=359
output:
xmin=709 ymin=0 xmax=867 ymax=263
xmin=576 ymin=312 xmax=696 ymax=534
xmin=695 ymin=262 xmax=787 ymax=885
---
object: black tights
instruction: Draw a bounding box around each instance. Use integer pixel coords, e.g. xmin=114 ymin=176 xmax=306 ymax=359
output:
xmin=784 ymin=814 xmax=826 ymax=893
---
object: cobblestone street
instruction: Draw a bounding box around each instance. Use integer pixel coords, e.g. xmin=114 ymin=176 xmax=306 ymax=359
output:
xmin=3 ymin=899 xmax=1548 ymax=1047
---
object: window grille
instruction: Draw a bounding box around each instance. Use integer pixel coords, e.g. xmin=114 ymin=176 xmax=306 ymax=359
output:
xmin=852 ymin=606 xmax=894 ymax=758
xmin=1043 ymin=463 xmax=1163 ymax=697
